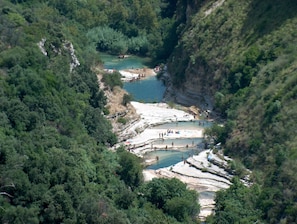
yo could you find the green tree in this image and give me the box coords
[122,93,133,106]
[116,147,143,189]
[102,71,123,90]
[207,178,262,224]
[40,185,76,223]
[140,178,199,222]
[82,107,117,146]
[1,205,39,224]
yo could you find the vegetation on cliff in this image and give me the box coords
[2,0,297,223]
[0,0,199,223]
[169,0,297,223]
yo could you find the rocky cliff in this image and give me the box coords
[166,0,297,222]
[165,0,225,112]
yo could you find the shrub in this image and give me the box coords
[87,26,149,55]
[122,93,133,106]
[102,71,123,90]
[117,117,127,125]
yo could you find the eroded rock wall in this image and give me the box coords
[164,0,219,111]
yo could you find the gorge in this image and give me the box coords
[1,0,297,223]
[100,54,249,220]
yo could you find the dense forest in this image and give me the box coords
[167,0,297,223]
[0,0,199,223]
[1,0,297,223]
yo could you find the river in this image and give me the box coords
[102,53,224,220]
[101,53,210,168]
[101,52,166,102]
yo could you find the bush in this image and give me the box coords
[102,71,123,90]
[116,147,143,189]
[87,26,149,55]
[140,178,199,222]
[117,117,127,125]
[122,93,133,106]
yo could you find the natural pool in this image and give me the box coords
[144,137,204,169]
[101,52,166,102]
[123,76,166,102]
[145,148,197,170]
[101,53,211,169]
[152,137,203,148]
[151,120,213,130]
[144,121,212,170]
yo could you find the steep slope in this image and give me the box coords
[0,1,202,223]
[167,0,297,222]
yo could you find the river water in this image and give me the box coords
[101,53,209,169]
[102,53,216,206]
[124,76,166,102]
[101,52,166,102]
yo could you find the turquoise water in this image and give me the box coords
[152,137,203,147]
[100,52,211,169]
[124,76,166,102]
[100,52,166,102]
[145,138,203,169]
[145,148,199,170]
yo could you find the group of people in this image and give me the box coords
[158,129,180,139]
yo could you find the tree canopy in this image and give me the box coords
[0,0,200,223]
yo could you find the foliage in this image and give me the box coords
[82,107,117,146]
[87,26,129,55]
[206,178,262,224]
[169,0,297,223]
[87,26,150,55]
[122,93,133,106]
[84,0,179,60]
[140,178,199,222]
[102,71,123,90]
[0,1,202,223]
[116,147,143,189]
[204,122,233,145]
[117,117,127,125]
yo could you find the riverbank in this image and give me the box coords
[114,101,235,220]
[119,68,156,82]
[100,56,231,220]
[116,101,198,147]
[143,150,232,220]
[100,62,232,220]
